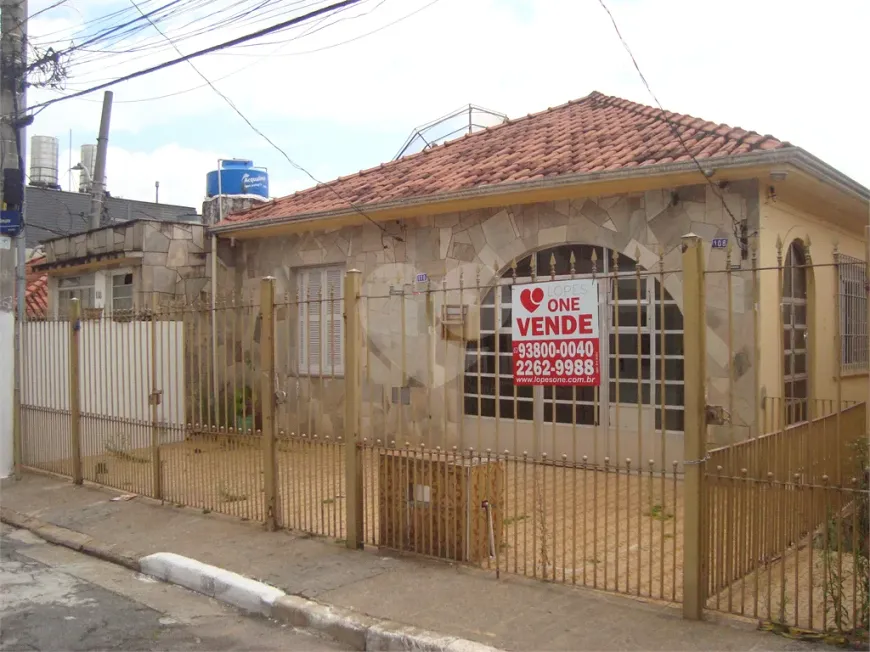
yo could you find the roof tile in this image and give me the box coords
[23,255,48,319]
[227,91,790,225]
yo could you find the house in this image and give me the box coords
[210,93,870,460]
[34,218,209,317]
[24,186,200,247]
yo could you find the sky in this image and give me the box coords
[23,0,870,211]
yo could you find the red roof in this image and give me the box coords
[226,91,789,225]
[24,255,48,319]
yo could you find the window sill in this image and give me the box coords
[837,368,869,379]
[292,372,346,379]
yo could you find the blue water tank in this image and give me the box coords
[206,159,269,199]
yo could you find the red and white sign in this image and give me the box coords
[511,280,600,386]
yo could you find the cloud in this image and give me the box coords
[22,0,870,209]
[53,143,220,208]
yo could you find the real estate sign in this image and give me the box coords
[511,279,600,386]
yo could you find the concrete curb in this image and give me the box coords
[140,552,501,652]
[0,506,141,572]
[140,552,284,617]
[1,507,500,651]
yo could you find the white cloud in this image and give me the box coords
[22,0,870,207]
[54,143,221,208]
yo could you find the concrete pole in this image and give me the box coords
[89,90,113,229]
[0,0,27,480]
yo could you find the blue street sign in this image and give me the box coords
[0,209,22,236]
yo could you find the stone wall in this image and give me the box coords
[211,181,761,451]
[43,219,209,307]
[137,221,208,302]
[202,195,269,226]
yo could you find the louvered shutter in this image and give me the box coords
[299,270,323,374]
[324,268,344,375]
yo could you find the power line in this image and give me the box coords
[36,0,432,105]
[595,0,746,250]
[128,0,401,242]
[18,0,68,26]
[27,0,366,114]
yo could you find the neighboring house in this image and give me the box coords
[25,186,200,247]
[34,218,208,317]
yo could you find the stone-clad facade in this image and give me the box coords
[213,180,760,464]
[41,219,209,308]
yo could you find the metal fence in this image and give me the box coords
[701,238,869,638]
[14,234,869,641]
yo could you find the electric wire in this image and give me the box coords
[595,0,746,247]
[128,0,401,242]
[27,0,367,114]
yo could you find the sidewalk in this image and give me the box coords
[1,473,812,651]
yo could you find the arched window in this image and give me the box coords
[464,244,685,432]
[782,241,808,425]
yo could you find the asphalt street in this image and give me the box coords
[0,524,347,651]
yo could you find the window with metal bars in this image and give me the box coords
[463,245,685,432]
[836,253,867,373]
[783,242,808,425]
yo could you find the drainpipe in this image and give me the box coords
[211,159,224,425]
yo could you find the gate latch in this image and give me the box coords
[149,390,163,406]
[705,405,728,426]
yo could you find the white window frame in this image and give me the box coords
[464,247,685,432]
[108,268,134,315]
[297,266,344,376]
[56,273,96,317]
[836,253,867,373]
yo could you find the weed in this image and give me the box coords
[218,484,247,503]
[648,503,673,521]
[503,514,528,526]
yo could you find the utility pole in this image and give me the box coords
[0,0,27,480]
[90,90,112,229]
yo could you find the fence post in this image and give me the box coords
[149,293,163,500]
[865,226,869,440]
[344,269,363,550]
[260,277,278,531]
[69,298,83,485]
[681,233,707,620]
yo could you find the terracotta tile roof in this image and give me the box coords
[226,91,790,225]
[24,255,48,319]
